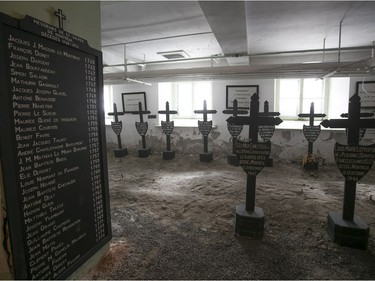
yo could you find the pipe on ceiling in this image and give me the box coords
[102,31,214,48]
[103,45,375,69]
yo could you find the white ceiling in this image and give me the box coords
[101,1,375,82]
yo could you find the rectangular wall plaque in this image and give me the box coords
[121,92,147,113]
[356,81,375,137]
[356,81,375,109]
[0,13,111,279]
[226,85,259,109]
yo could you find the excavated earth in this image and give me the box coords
[85,152,375,280]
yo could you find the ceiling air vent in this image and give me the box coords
[157,50,190,60]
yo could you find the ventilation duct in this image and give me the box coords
[157,50,190,60]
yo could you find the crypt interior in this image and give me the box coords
[1,1,375,280]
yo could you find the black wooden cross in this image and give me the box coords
[222,99,248,155]
[194,100,217,154]
[227,96,283,144]
[108,103,125,150]
[298,102,326,155]
[227,93,282,212]
[227,93,282,238]
[321,93,375,249]
[259,100,279,118]
[321,93,375,221]
[258,100,281,166]
[133,102,151,150]
[54,9,66,30]
[158,101,178,152]
[340,112,373,140]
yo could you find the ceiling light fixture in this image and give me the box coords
[320,70,337,79]
[125,77,152,86]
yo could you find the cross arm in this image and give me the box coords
[158,110,178,115]
[222,109,248,115]
[132,110,151,115]
[321,119,347,128]
[321,118,375,128]
[340,112,374,118]
[194,110,217,114]
[259,112,280,117]
[226,116,283,126]
[298,113,326,118]
[108,111,125,116]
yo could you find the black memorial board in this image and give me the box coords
[0,14,111,279]
[135,122,148,136]
[334,142,375,182]
[198,120,212,137]
[161,121,174,135]
[111,121,122,136]
[258,125,275,142]
[227,123,243,138]
[236,140,271,176]
[303,125,321,142]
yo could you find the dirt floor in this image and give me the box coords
[86,151,375,280]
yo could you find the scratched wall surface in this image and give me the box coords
[107,123,375,164]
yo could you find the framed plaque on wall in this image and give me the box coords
[356,81,375,109]
[226,85,259,109]
[121,92,147,113]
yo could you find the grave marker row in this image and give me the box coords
[108,92,375,250]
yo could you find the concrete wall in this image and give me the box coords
[0,2,106,279]
[106,76,375,164]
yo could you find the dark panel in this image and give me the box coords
[0,13,111,279]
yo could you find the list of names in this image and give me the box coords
[2,21,109,280]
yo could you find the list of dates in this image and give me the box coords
[2,23,109,280]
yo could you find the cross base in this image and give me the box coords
[303,162,318,170]
[138,148,151,158]
[163,150,175,160]
[114,148,128,158]
[199,152,213,162]
[235,204,264,239]
[227,153,239,166]
[327,211,369,250]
